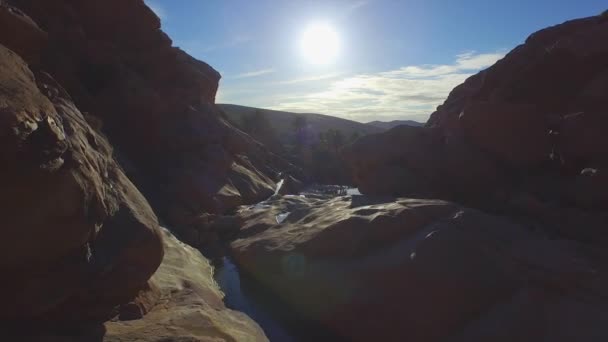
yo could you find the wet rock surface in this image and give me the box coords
[230,194,608,342]
[2,1,608,341]
[104,228,268,342]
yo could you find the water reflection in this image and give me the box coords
[214,257,295,342]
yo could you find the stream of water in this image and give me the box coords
[214,257,296,342]
[213,183,358,341]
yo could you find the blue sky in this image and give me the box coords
[145,0,606,122]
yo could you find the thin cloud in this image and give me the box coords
[269,51,505,122]
[380,51,506,78]
[234,68,276,79]
[277,72,344,85]
[203,35,253,52]
[348,0,370,12]
[175,35,253,59]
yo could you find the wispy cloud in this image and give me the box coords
[348,0,370,12]
[276,72,344,85]
[269,51,505,122]
[380,51,505,78]
[233,68,276,79]
[174,35,253,59]
[203,35,253,52]
[144,0,167,21]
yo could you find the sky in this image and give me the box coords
[145,0,606,123]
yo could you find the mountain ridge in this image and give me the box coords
[219,103,384,139]
[366,119,424,130]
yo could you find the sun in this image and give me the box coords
[300,23,340,65]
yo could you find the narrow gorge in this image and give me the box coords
[1,1,608,341]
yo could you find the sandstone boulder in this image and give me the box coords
[231,195,608,342]
[570,168,608,210]
[459,101,551,168]
[2,0,294,245]
[104,228,268,342]
[560,111,608,168]
[343,125,444,196]
[17,228,269,341]
[0,1,47,65]
[343,125,503,201]
[347,13,608,216]
[0,43,163,324]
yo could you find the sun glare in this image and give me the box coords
[300,23,340,65]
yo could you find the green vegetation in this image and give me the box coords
[307,128,359,184]
[234,110,362,184]
[292,115,308,153]
[239,110,282,152]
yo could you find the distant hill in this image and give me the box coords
[366,120,424,130]
[219,104,384,141]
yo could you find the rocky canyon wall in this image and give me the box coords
[0,0,277,339]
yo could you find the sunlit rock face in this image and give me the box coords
[0,0,279,340]
[230,194,608,342]
[0,42,164,326]
[104,228,268,342]
[4,0,299,244]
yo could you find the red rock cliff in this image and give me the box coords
[1,0,299,247]
[346,13,608,218]
[0,0,279,339]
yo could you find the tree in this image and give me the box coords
[240,110,267,135]
[292,115,308,153]
[239,110,280,151]
[293,115,307,133]
[325,128,345,154]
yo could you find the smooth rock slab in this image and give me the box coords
[105,228,268,342]
[231,195,608,342]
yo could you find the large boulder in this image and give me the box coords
[0,44,163,324]
[459,101,551,168]
[427,14,608,171]
[231,194,608,342]
[17,228,269,341]
[346,12,608,215]
[104,228,268,342]
[0,1,47,65]
[343,125,503,202]
[3,0,295,246]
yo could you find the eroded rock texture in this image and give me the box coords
[104,228,268,342]
[231,195,608,342]
[1,0,297,247]
[0,0,272,340]
[225,12,608,342]
[0,43,163,326]
[346,13,608,214]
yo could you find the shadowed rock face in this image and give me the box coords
[0,0,273,340]
[343,125,502,202]
[223,12,608,342]
[0,43,163,325]
[345,13,608,215]
[231,195,608,342]
[1,0,298,245]
[3,1,607,341]
[104,228,268,342]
